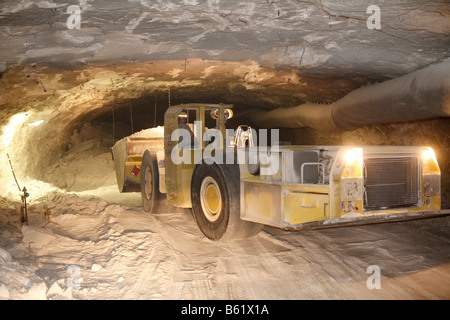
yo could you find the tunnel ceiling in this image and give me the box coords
[0,0,449,111]
[0,0,449,195]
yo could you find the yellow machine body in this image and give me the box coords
[112,103,446,231]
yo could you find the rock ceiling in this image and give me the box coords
[0,0,448,97]
[0,0,448,126]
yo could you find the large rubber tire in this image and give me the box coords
[141,150,161,213]
[191,162,263,241]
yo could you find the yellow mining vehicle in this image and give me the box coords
[112,103,444,241]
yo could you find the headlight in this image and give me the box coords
[340,148,364,213]
[422,147,440,201]
[422,147,440,175]
[342,148,363,179]
[344,148,363,166]
[422,148,435,161]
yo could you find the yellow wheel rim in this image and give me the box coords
[200,176,223,222]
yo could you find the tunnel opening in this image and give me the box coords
[23,84,278,194]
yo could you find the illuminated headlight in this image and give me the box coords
[342,148,363,179]
[344,148,361,165]
[421,147,440,207]
[421,147,440,177]
[340,148,364,213]
[422,147,437,162]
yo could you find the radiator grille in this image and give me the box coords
[364,157,419,210]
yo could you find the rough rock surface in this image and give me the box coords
[0,0,448,75]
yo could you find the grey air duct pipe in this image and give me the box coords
[252,62,450,131]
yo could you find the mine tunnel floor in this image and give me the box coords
[1,188,449,300]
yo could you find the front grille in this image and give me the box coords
[364,157,419,210]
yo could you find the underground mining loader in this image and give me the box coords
[112,103,445,241]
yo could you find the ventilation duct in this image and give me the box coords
[252,62,450,131]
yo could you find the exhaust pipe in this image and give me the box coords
[252,62,450,131]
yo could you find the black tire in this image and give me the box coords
[191,161,263,241]
[141,150,161,213]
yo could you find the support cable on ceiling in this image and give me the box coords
[112,103,115,146]
[129,99,134,134]
[168,87,171,107]
[154,95,157,127]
